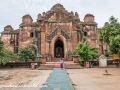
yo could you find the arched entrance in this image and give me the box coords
[54,39,64,58]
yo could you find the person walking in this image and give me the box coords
[60,58,64,69]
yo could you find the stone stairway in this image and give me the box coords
[52,58,67,62]
[64,61,83,69]
[37,61,83,70]
[37,62,55,70]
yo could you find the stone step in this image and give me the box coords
[52,58,67,62]
[37,61,83,70]
[64,64,83,69]
[37,62,55,70]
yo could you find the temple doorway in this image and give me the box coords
[54,40,64,58]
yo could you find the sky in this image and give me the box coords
[0,0,120,34]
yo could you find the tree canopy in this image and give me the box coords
[99,16,120,54]
[109,35,120,54]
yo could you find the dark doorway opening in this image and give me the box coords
[54,40,64,58]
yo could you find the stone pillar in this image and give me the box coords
[41,31,46,54]
[37,31,40,54]
[72,31,78,51]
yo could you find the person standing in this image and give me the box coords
[60,58,64,69]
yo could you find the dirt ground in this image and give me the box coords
[0,68,52,90]
[0,68,120,90]
[67,68,120,90]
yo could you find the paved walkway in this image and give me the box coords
[41,68,74,90]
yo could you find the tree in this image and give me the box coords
[99,16,120,54]
[73,41,98,64]
[99,16,120,45]
[0,40,17,65]
[0,40,4,56]
[109,35,120,54]
[18,47,36,62]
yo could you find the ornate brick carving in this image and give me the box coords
[46,26,70,41]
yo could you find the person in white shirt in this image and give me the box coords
[60,58,64,69]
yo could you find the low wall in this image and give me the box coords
[0,62,41,68]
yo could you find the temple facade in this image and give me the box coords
[1,3,107,63]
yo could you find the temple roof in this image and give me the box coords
[22,14,32,18]
[37,3,80,22]
[2,25,20,34]
[22,14,33,21]
[84,14,94,17]
[4,25,14,31]
[50,3,65,10]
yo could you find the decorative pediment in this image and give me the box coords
[46,26,71,41]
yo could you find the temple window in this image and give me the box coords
[30,32,33,37]
[84,32,87,36]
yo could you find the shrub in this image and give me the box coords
[0,40,17,65]
[73,41,98,64]
[18,47,36,62]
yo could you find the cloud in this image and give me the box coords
[0,0,120,34]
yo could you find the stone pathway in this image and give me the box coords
[41,68,74,90]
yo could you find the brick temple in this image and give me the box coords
[0,3,107,63]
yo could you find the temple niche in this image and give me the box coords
[1,3,105,63]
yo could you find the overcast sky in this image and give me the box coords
[0,0,120,33]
